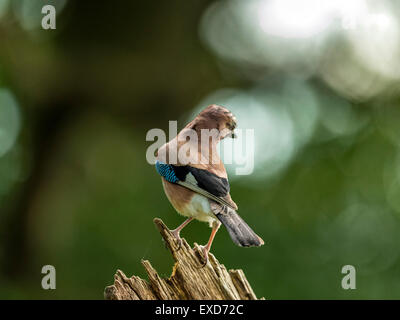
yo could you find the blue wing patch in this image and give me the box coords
[155,161,179,183]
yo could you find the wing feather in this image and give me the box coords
[177,180,237,210]
[170,164,237,210]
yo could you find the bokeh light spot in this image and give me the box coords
[0,89,21,158]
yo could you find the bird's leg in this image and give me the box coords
[170,217,194,250]
[199,220,221,267]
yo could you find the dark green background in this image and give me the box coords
[1,0,400,299]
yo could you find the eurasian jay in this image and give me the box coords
[155,104,264,265]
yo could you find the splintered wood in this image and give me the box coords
[104,218,261,300]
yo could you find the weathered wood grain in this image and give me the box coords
[104,218,261,300]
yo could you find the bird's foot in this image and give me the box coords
[170,229,183,251]
[198,245,210,268]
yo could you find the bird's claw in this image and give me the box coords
[197,245,209,268]
[175,238,183,251]
[170,230,183,251]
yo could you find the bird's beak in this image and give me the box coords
[230,116,237,138]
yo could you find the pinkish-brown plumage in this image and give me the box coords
[155,104,264,265]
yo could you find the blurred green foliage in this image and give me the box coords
[1,0,400,299]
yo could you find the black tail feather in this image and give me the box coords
[215,207,264,247]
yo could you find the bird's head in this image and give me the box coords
[192,104,237,140]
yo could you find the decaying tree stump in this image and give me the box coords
[104,218,261,300]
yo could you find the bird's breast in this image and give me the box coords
[161,179,214,223]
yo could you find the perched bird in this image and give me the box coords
[155,104,264,265]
